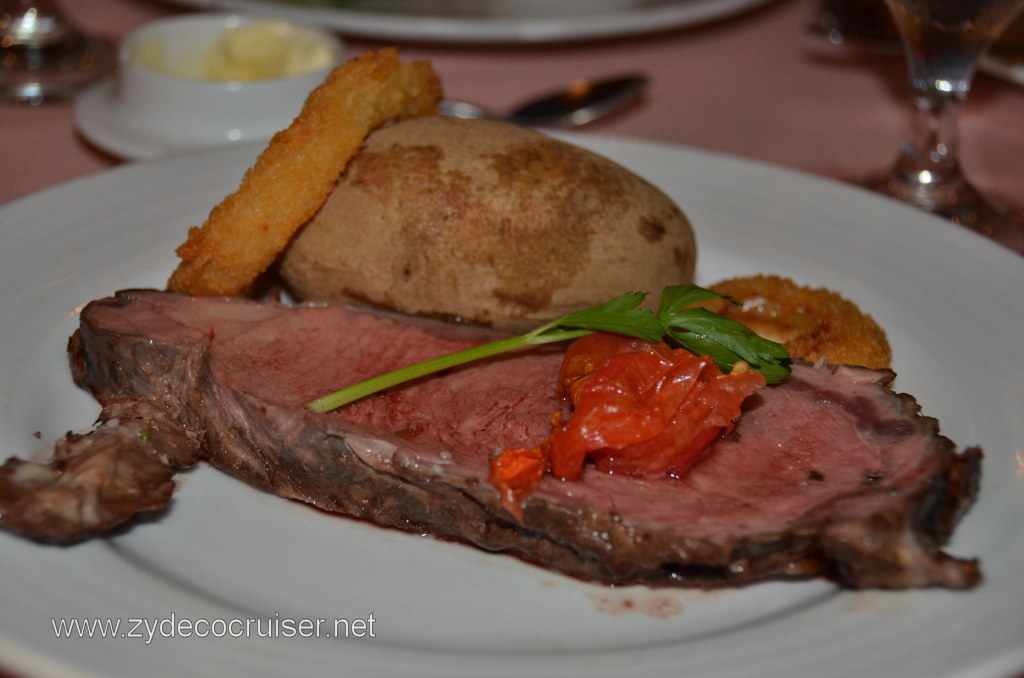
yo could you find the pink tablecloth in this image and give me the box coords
[3,0,1023,242]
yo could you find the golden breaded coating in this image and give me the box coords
[167,48,442,297]
[698,274,892,370]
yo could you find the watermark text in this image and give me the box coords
[51,612,376,644]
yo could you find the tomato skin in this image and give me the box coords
[558,333,668,399]
[490,333,766,513]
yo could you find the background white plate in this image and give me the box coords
[982,52,1024,86]
[164,0,775,43]
[1,135,1022,678]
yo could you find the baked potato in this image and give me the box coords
[280,116,696,331]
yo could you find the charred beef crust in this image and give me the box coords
[0,419,175,544]
[4,290,982,590]
[0,298,210,544]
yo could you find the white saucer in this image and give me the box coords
[74,77,275,161]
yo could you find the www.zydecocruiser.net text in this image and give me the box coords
[51,613,376,644]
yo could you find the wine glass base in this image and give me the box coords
[863,172,1024,255]
[0,35,116,105]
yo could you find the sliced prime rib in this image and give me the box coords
[0,290,981,589]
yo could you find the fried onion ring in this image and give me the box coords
[167,48,442,297]
[697,274,892,369]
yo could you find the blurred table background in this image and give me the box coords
[2,0,1022,223]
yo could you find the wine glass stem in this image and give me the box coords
[895,78,965,185]
[888,46,976,204]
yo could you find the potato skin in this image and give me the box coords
[280,116,696,331]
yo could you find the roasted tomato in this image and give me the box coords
[488,444,549,517]
[490,333,766,512]
[551,334,765,479]
[557,332,666,399]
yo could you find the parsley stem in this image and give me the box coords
[305,285,791,414]
[306,327,592,413]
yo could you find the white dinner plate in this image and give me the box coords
[982,52,1024,87]
[164,0,774,43]
[1,135,1022,678]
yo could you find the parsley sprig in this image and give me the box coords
[306,284,791,414]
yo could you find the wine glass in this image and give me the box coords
[866,0,1024,251]
[0,0,116,105]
